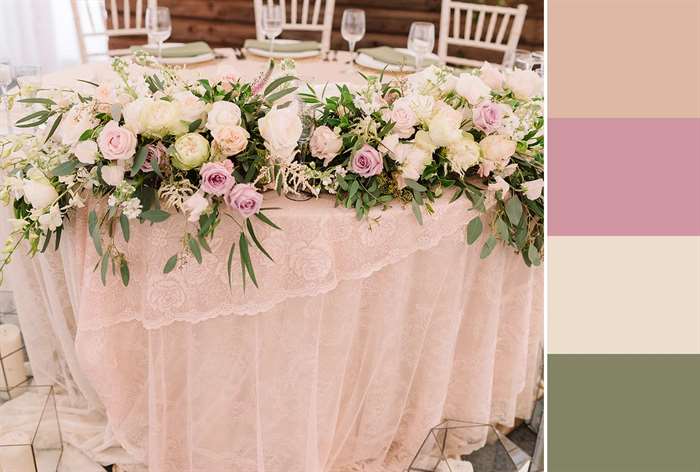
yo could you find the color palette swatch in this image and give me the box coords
[547,0,700,470]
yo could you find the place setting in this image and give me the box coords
[0,1,544,472]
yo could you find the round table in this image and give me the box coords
[18,54,543,472]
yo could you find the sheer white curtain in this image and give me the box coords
[0,0,82,72]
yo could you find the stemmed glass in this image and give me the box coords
[341,9,365,70]
[286,97,315,202]
[0,58,13,135]
[145,6,172,62]
[15,65,41,98]
[531,50,544,77]
[261,5,284,55]
[407,22,435,71]
[514,49,533,70]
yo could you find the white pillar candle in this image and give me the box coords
[0,324,28,392]
[0,432,36,472]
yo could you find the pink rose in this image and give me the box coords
[472,101,503,135]
[389,97,418,138]
[351,144,383,178]
[522,178,544,200]
[97,120,137,161]
[200,161,235,196]
[141,142,167,172]
[212,125,249,157]
[225,183,263,218]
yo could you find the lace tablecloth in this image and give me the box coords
[15,58,543,472]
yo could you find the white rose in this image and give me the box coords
[428,103,463,146]
[73,139,98,164]
[446,136,480,174]
[257,105,302,164]
[379,133,400,157]
[173,91,208,124]
[212,125,249,157]
[309,126,343,166]
[58,105,99,146]
[206,101,242,132]
[122,98,149,134]
[182,191,209,223]
[390,97,419,138]
[140,99,185,137]
[479,62,505,90]
[506,69,543,99]
[23,169,58,209]
[101,164,125,186]
[455,73,491,105]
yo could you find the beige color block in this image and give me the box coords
[548,0,700,117]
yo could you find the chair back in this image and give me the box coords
[253,0,336,51]
[71,0,157,62]
[438,1,527,67]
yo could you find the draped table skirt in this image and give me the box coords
[70,193,543,472]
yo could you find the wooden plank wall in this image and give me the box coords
[112,0,542,61]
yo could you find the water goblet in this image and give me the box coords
[145,6,172,62]
[341,9,365,71]
[261,5,284,55]
[407,22,435,71]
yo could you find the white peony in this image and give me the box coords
[406,93,436,121]
[122,98,149,134]
[400,145,433,181]
[428,103,463,146]
[257,105,302,164]
[182,191,209,223]
[379,133,401,158]
[455,73,491,105]
[206,101,242,132]
[506,69,543,99]
[101,164,126,186]
[23,168,59,209]
[173,91,208,124]
[446,136,481,175]
[73,139,98,164]
[140,99,186,137]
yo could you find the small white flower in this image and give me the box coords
[521,178,544,200]
[37,205,63,232]
[121,197,143,219]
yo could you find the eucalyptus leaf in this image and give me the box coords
[505,195,523,225]
[119,214,130,242]
[140,209,170,223]
[466,217,483,244]
[163,254,178,274]
[480,235,497,259]
[100,252,109,285]
[495,217,510,241]
[131,146,149,176]
[188,235,202,264]
[51,160,77,177]
[528,244,541,266]
[404,179,427,193]
[411,199,423,225]
[119,260,130,286]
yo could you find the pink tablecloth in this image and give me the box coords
[70,192,543,472]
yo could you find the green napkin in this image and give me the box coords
[357,46,439,67]
[244,39,321,53]
[130,41,213,58]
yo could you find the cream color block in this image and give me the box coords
[549,236,700,354]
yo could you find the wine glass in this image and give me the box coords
[341,9,365,69]
[261,5,284,55]
[0,58,13,135]
[286,97,315,202]
[15,65,41,98]
[145,6,172,62]
[514,49,533,70]
[407,22,435,71]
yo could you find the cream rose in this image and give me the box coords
[73,140,98,164]
[101,164,126,186]
[455,73,491,105]
[122,98,149,134]
[23,168,58,209]
[389,97,419,138]
[206,101,242,132]
[258,105,302,164]
[506,69,543,99]
[171,133,210,170]
[309,126,343,165]
[479,62,505,90]
[212,125,249,157]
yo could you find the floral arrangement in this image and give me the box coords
[0,54,543,288]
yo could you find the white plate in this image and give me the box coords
[137,43,216,65]
[245,39,322,59]
[355,48,440,72]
